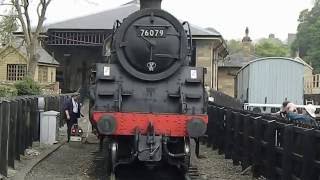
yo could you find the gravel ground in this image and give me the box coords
[25,142,99,180]
[195,145,253,180]
[25,101,256,180]
[26,101,106,180]
[25,140,254,180]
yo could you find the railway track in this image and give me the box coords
[114,164,202,180]
[185,166,201,180]
[91,146,203,180]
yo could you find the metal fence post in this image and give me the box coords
[217,108,226,154]
[301,129,316,180]
[206,105,214,148]
[281,124,294,180]
[26,98,32,148]
[224,110,233,159]
[211,106,219,150]
[15,99,22,160]
[0,101,10,177]
[265,120,276,179]
[242,114,252,170]
[20,98,27,154]
[0,102,3,175]
[232,112,241,166]
[59,96,64,127]
[252,116,263,178]
[29,98,35,144]
[8,100,17,168]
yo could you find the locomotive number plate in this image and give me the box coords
[137,27,167,38]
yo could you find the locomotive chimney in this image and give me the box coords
[140,0,162,10]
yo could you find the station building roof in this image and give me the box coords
[2,40,59,66]
[46,1,222,37]
[218,51,258,68]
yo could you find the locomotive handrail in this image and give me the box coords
[182,21,193,58]
[110,20,122,51]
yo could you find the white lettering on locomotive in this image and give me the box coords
[191,70,197,79]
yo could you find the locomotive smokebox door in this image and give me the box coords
[113,8,188,81]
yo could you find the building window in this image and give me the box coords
[7,64,27,81]
[38,66,48,83]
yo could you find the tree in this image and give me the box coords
[0,0,52,77]
[292,1,320,72]
[0,8,19,45]
[226,39,243,54]
[255,38,289,57]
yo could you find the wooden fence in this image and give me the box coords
[0,94,72,177]
[206,103,320,180]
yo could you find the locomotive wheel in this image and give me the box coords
[183,137,191,172]
[111,142,118,168]
[107,142,118,178]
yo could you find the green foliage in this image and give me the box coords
[0,85,17,97]
[227,39,255,55]
[292,1,320,72]
[14,78,41,96]
[0,9,19,45]
[255,38,289,57]
[227,40,243,54]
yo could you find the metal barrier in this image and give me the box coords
[206,103,320,180]
[0,94,72,177]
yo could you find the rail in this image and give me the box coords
[206,102,320,180]
[0,94,74,177]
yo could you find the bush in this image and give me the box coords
[0,85,18,97]
[14,78,41,96]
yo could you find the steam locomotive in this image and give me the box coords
[89,0,208,177]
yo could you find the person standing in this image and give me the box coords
[64,94,81,142]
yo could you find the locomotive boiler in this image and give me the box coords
[89,0,208,177]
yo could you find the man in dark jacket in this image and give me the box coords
[64,94,81,142]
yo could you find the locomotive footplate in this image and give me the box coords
[138,122,162,161]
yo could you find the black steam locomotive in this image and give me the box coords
[89,0,208,178]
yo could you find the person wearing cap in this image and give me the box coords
[64,94,82,142]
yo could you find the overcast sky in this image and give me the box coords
[42,0,314,41]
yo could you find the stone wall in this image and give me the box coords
[195,39,220,90]
[217,67,240,97]
[34,65,57,83]
[196,40,212,88]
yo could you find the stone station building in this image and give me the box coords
[0,42,59,85]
